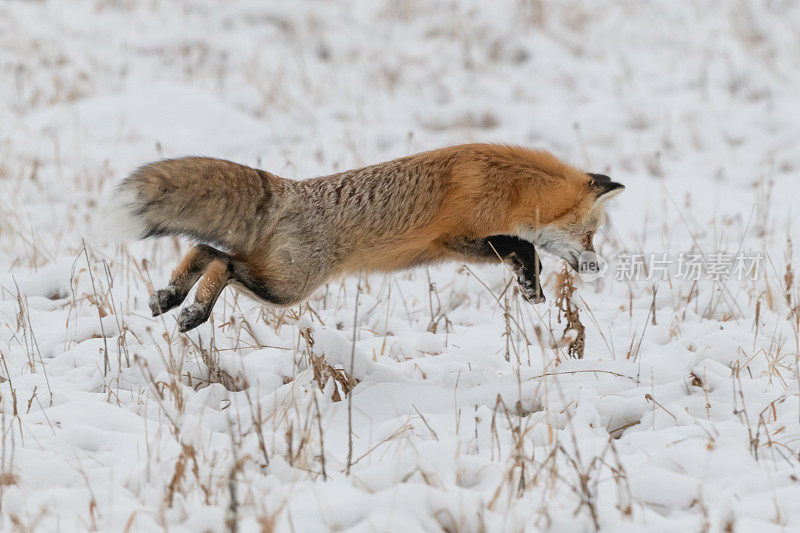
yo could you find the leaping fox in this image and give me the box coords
[111,144,624,332]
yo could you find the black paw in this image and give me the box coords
[149,287,187,317]
[512,262,545,304]
[517,276,546,304]
[178,303,212,333]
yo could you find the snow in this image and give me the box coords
[2,0,800,531]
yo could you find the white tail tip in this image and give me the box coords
[92,184,148,243]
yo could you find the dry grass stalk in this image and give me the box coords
[299,327,357,402]
[346,281,361,475]
[82,239,110,377]
[163,445,190,507]
[784,236,794,308]
[555,263,585,359]
[197,346,240,391]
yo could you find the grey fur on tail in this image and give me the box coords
[105,157,282,254]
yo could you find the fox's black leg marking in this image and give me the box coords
[508,254,545,303]
[178,303,212,333]
[447,235,545,303]
[149,286,186,317]
[150,245,226,317]
[484,235,545,303]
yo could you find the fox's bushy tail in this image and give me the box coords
[108,157,282,254]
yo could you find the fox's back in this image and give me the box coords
[292,143,562,246]
[294,151,456,246]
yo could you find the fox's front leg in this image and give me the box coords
[150,245,222,316]
[447,235,545,303]
[484,235,544,303]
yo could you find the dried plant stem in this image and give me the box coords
[555,263,585,359]
[346,278,361,475]
[82,239,110,377]
[313,393,327,480]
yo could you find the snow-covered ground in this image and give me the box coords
[2,0,800,530]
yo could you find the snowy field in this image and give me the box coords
[2,0,800,531]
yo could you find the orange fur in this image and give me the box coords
[334,144,592,273]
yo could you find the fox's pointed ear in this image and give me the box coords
[588,173,611,183]
[589,175,625,202]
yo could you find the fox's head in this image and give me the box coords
[519,172,625,273]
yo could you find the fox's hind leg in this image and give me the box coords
[446,235,545,303]
[150,245,223,317]
[177,256,231,332]
[227,258,311,307]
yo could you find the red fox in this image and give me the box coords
[111,144,623,332]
